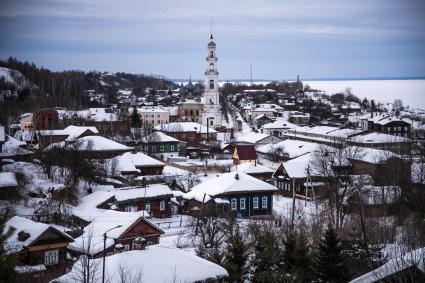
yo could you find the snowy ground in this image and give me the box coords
[272,194,320,221]
[2,161,91,215]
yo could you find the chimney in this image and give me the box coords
[18,231,30,242]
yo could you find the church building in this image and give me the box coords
[201,33,222,127]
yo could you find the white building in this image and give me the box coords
[201,33,222,127]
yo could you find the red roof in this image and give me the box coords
[235,144,257,160]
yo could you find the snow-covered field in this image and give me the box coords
[304,79,425,109]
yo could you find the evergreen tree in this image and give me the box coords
[344,237,385,278]
[294,232,314,282]
[315,227,351,283]
[282,232,297,271]
[251,230,283,283]
[0,211,16,283]
[282,231,314,282]
[130,107,141,128]
[224,225,248,283]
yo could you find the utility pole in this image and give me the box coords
[102,225,122,283]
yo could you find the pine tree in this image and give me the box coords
[251,230,283,283]
[294,232,314,282]
[0,211,17,283]
[282,232,297,271]
[315,227,351,283]
[224,225,248,283]
[130,107,141,128]
[344,237,385,278]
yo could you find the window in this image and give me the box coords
[145,203,151,212]
[398,127,401,132]
[209,63,214,71]
[152,146,156,152]
[210,120,213,126]
[262,196,268,208]
[45,249,59,265]
[253,197,259,209]
[240,198,246,210]
[125,205,135,212]
[160,145,165,152]
[404,126,408,131]
[209,80,214,89]
[124,244,130,251]
[157,114,160,118]
[170,145,175,151]
[231,198,237,211]
[160,200,166,211]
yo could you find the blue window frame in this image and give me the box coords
[231,198,237,211]
[262,196,268,208]
[240,198,246,210]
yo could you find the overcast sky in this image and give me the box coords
[1,0,424,80]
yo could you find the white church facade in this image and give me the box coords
[201,34,223,127]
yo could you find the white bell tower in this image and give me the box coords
[201,29,222,127]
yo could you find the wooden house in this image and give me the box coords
[69,211,164,258]
[114,184,174,218]
[155,122,217,143]
[4,216,74,282]
[184,172,278,218]
[141,131,183,161]
[112,151,165,181]
[232,144,257,165]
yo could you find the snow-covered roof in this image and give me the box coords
[236,132,270,144]
[349,147,399,164]
[350,247,425,283]
[262,119,299,130]
[113,151,164,173]
[69,210,151,255]
[232,163,274,174]
[71,191,115,222]
[114,184,173,202]
[1,135,32,157]
[350,132,409,143]
[281,153,314,179]
[0,172,18,188]
[289,126,362,139]
[257,139,319,159]
[136,106,169,113]
[46,136,131,152]
[185,172,278,202]
[57,247,228,283]
[141,131,180,143]
[364,113,412,126]
[155,122,217,134]
[4,216,73,254]
[63,125,99,140]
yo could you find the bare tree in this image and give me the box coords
[310,145,365,230]
[174,173,200,192]
[68,227,100,283]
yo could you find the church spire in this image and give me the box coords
[210,17,213,40]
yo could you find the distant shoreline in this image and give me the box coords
[172,77,425,83]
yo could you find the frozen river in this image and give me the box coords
[304,79,425,109]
